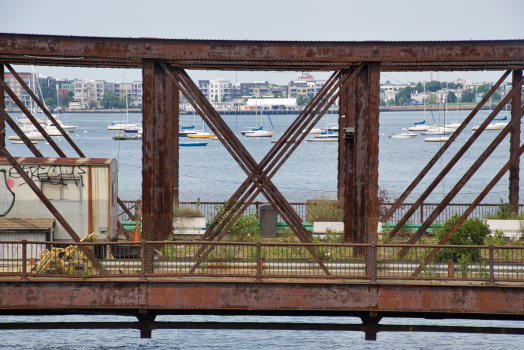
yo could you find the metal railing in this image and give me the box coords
[118,200,522,223]
[2,240,524,284]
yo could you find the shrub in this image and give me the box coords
[173,205,205,218]
[485,199,524,220]
[434,214,491,262]
[213,200,260,241]
[306,197,344,222]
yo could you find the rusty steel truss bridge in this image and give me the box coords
[1,33,524,340]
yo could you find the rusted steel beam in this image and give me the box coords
[2,281,524,317]
[0,64,4,149]
[196,67,360,246]
[388,73,524,241]
[509,70,522,212]
[164,64,318,241]
[5,64,85,158]
[0,144,107,274]
[0,80,66,158]
[0,109,43,157]
[342,69,357,242]
[398,104,524,259]
[118,197,137,222]
[142,60,154,219]
[186,69,364,273]
[171,75,179,206]
[165,67,320,255]
[412,141,524,277]
[1,321,523,338]
[2,34,524,71]
[162,64,336,274]
[117,221,132,241]
[383,70,512,223]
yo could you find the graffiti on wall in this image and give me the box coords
[0,170,15,216]
[8,165,85,187]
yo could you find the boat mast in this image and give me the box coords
[56,83,60,118]
[125,78,129,125]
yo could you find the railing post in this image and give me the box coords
[255,201,260,214]
[256,241,262,281]
[140,240,147,281]
[489,244,495,286]
[420,203,424,223]
[20,239,28,281]
[370,242,377,283]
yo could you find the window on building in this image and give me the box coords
[42,179,82,201]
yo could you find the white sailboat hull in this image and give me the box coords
[245,130,275,137]
[407,125,430,131]
[424,137,454,142]
[472,123,507,130]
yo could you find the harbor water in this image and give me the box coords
[2,109,524,348]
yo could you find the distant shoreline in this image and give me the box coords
[4,104,505,115]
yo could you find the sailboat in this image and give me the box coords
[242,95,275,137]
[108,78,137,130]
[44,84,77,136]
[17,67,46,125]
[187,116,215,138]
[179,113,197,137]
[472,82,508,131]
[408,88,433,131]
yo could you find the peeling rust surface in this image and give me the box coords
[0,34,523,71]
[1,281,523,316]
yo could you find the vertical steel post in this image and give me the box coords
[142,60,155,272]
[489,244,495,286]
[141,240,147,281]
[509,70,522,212]
[343,69,356,243]
[338,72,348,202]
[20,239,28,281]
[370,242,377,283]
[0,64,4,149]
[256,241,262,281]
[172,79,179,207]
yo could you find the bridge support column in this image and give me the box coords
[359,311,383,341]
[142,60,179,271]
[509,70,522,212]
[137,312,157,339]
[340,63,380,249]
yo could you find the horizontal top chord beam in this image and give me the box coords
[1,33,523,71]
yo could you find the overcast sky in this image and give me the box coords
[2,0,523,85]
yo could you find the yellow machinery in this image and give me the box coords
[34,233,99,275]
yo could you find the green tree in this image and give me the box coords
[460,89,475,103]
[44,96,55,108]
[386,99,395,106]
[214,95,219,102]
[477,84,490,94]
[395,86,414,105]
[120,95,131,108]
[297,94,306,106]
[427,94,437,105]
[89,100,98,109]
[221,95,226,102]
[414,82,424,93]
[446,91,457,103]
[100,93,121,109]
[435,214,491,262]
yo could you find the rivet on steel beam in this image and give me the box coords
[145,43,151,50]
